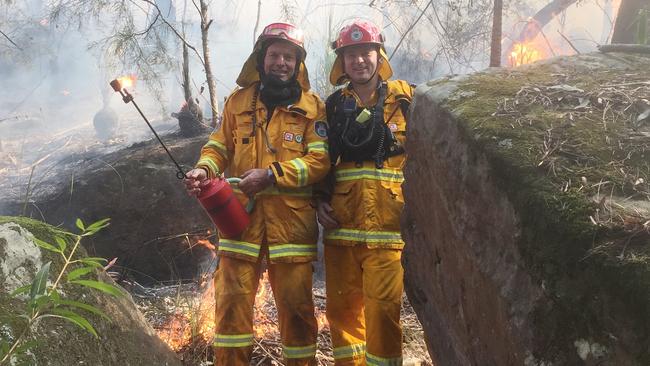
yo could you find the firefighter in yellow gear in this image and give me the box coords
[316,20,414,366]
[184,22,330,366]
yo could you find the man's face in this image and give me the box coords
[263,41,298,81]
[342,44,380,84]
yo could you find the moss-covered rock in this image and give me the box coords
[0,216,181,366]
[402,52,650,365]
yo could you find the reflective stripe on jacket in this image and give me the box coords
[324,79,413,249]
[196,82,330,262]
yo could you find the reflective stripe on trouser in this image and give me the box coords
[366,352,403,366]
[213,255,318,366]
[325,245,404,366]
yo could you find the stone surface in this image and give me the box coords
[402,52,650,365]
[0,217,182,366]
[0,133,215,284]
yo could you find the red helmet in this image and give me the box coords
[257,22,306,58]
[331,20,385,53]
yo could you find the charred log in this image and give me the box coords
[173,98,209,137]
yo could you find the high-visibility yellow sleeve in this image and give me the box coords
[195,100,235,179]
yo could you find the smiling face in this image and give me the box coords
[263,40,299,81]
[342,43,380,85]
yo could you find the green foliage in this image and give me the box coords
[0,218,119,365]
[69,280,123,297]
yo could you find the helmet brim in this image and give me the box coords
[236,39,310,90]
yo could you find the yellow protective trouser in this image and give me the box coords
[213,254,318,366]
[325,245,404,366]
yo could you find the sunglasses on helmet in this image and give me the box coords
[261,23,304,45]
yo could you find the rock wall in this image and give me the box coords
[402,52,650,365]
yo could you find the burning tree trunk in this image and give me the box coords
[611,0,648,44]
[503,0,577,65]
[200,0,218,128]
[517,0,577,41]
[490,0,503,67]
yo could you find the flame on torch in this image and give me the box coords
[117,75,136,89]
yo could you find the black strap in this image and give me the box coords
[340,84,385,151]
[325,88,344,121]
[399,98,410,122]
[326,82,405,168]
[371,83,387,168]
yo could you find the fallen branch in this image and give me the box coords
[598,44,650,54]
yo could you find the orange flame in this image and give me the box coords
[118,75,136,89]
[157,279,215,352]
[155,266,327,352]
[253,271,278,338]
[316,308,329,331]
[508,42,544,67]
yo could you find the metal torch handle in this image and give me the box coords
[120,88,186,180]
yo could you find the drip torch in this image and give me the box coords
[110,77,250,237]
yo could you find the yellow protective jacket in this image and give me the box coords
[196,82,330,263]
[324,79,413,250]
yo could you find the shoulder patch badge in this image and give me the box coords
[314,120,328,138]
[283,131,294,142]
[295,134,303,143]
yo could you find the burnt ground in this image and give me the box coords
[129,270,433,366]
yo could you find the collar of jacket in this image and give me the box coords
[338,80,411,106]
[227,82,320,119]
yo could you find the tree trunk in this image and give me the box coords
[517,0,577,42]
[490,0,503,67]
[200,0,219,127]
[253,0,262,46]
[611,0,647,44]
[182,42,191,102]
[182,0,191,103]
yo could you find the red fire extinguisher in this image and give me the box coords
[197,178,254,238]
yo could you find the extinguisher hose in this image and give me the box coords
[226,177,255,213]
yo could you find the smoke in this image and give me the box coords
[0,0,620,147]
